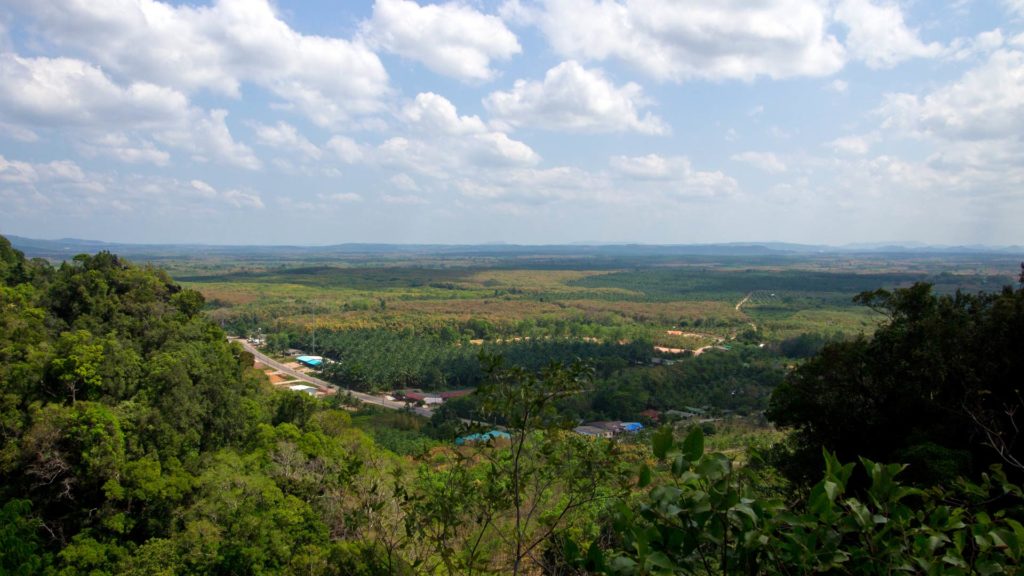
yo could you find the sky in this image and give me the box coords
[0,0,1022,246]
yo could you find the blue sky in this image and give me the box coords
[0,0,1022,245]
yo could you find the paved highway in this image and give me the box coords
[233,339,433,417]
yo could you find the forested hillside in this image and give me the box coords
[0,236,403,574]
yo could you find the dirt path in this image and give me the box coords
[735,292,753,311]
[735,292,757,332]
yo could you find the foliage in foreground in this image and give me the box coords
[580,427,1023,575]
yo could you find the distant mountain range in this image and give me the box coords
[5,234,1022,261]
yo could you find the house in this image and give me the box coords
[639,409,661,422]
[288,384,318,396]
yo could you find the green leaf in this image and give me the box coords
[682,426,704,462]
[645,551,676,571]
[586,540,606,571]
[652,426,674,460]
[638,464,652,488]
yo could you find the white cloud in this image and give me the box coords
[362,0,520,81]
[389,173,420,191]
[609,154,738,197]
[252,121,322,160]
[1005,0,1024,17]
[731,151,787,173]
[385,92,540,174]
[79,133,171,166]
[190,179,218,198]
[501,0,845,82]
[828,79,849,93]
[0,54,189,128]
[381,193,428,205]
[0,155,268,217]
[0,53,260,169]
[834,0,942,68]
[326,136,366,164]
[155,109,261,170]
[0,155,39,185]
[14,0,390,127]
[320,192,363,203]
[878,49,1024,140]
[945,29,1004,61]
[484,61,668,134]
[401,92,487,135]
[223,189,265,209]
[829,134,877,155]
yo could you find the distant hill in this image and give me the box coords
[6,234,1022,262]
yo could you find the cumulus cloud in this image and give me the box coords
[13,0,390,126]
[401,92,488,135]
[252,121,322,160]
[730,151,787,173]
[834,0,942,68]
[155,109,261,170]
[501,0,845,82]
[0,54,189,127]
[362,0,520,81]
[384,93,540,175]
[0,53,261,169]
[609,154,738,197]
[878,49,1024,140]
[484,61,667,134]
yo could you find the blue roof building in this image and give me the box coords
[296,355,323,367]
[455,430,511,445]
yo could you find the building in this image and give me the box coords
[395,389,473,405]
[296,355,323,368]
[573,425,614,439]
[574,420,643,438]
[455,430,511,445]
[639,409,661,422]
[288,384,318,396]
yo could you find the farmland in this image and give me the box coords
[177,250,1017,345]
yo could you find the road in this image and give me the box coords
[233,339,433,418]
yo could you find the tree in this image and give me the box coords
[767,279,1024,486]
